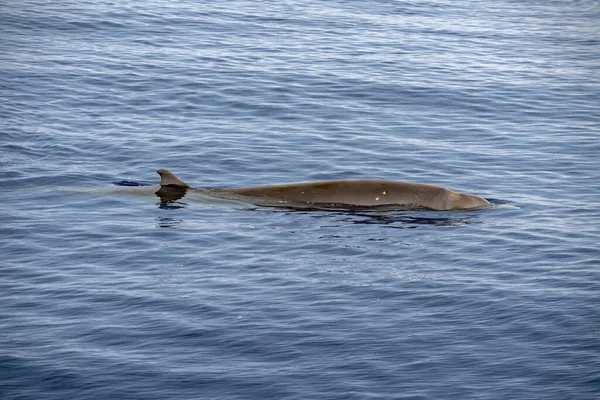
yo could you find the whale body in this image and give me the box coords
[156,169,491,211]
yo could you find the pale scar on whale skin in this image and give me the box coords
[155,169,492,211]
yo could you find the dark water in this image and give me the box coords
[2,1,599,399]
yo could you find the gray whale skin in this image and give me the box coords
[156,169,491,211]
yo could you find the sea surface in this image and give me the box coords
[1,1,599,399]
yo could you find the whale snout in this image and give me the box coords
[454,194,491,210]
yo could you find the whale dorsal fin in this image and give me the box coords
[157,169,189,188]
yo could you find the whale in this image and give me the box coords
[155,169,491,211]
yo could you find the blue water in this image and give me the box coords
[2,1,599,399]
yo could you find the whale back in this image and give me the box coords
[213,180,454,209]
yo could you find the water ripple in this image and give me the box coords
[2,0,599,399]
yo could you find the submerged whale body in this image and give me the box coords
[155,169,491,211]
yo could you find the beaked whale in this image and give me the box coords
[156,169,491,211]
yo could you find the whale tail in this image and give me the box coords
[157,169,189,188]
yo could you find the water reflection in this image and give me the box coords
[249,207,485,228]
[154,187,187,228]
[158,202,187,210]
[343,212,481,228]
[155,186,188,204]
[156,216,183,228]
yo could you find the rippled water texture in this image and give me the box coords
[1,1,599,399]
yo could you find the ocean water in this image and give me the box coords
[1,0,599,399]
